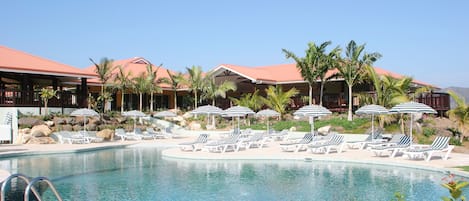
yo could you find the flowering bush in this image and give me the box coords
[441,173,469,201]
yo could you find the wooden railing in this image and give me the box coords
[0,89,79,108]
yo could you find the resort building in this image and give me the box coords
[210,63,450,115]
[83,57,189,111]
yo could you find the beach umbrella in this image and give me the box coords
[122,110,147,132]
[223,106,255,131]
[355,104,388,141]
[389,101,437,145]
[154,110,177,118]
[293,104,332,135]
[190,105,223,128]
[256,109,280,133]
[70,108,99,133]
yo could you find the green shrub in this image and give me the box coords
[450,137,462,146]
[423,127,437,137]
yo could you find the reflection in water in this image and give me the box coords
[0,147,465,201]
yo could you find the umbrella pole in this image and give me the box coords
[134,117,137,133]
[84,116,87,133]
[371,114,374,141]
[267,118,269,133]
[238,116,240,132]
[410,114,413,145]
[311,116,315,136]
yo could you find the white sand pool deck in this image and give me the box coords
[1,134,469,182]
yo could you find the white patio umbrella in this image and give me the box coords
[70,108,99,132]
[293,104,332,135]
[122,110,147,132]
[154,110,177,118]
[355,104,388,141]
[190,105,223,128]
[389,101,437,145]
[223,106,255,132]
[256,109,280,133]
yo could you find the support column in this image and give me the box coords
[81,78,88,108]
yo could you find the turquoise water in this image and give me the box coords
[0,147,467,201]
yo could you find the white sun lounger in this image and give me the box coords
[370,135,411,158]
[279,133,313,152]
[402,136,454,162]
[309,134,345,154]
[179,134,209,152]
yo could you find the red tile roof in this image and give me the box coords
[213,63,435,87]
[84,57,178,89]
[0,45,96,78]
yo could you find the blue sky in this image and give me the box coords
[1,0,468,88]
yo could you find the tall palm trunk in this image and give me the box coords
[121,91,125,113]
[173,91,177,109]
[347,85,353,121]
[194,90,198,109]
[309,85,313,105]
[319,82,325,106]
[139,93,143,111]
[150,92,154,112]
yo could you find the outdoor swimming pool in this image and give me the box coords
[0,147,467,201]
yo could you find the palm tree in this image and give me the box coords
[447,90,469,143]
[201,74,237,106]
[282,41,332,105]
[318,46,341,106]
[40,88,57,116]
[260,85,298,120]
[166,70,186,109]
[132,73,149,111]
[229,89,264,111]
[114,65,133,113]
[186,65,204,109]
[146,64,163,112]
[337,40,381,121]
[90,57,116,112]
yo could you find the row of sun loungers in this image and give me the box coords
[177,129,454,162]
[55,131,103,144]
[179,131,271,153]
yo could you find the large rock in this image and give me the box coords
[96,129,114,141]
[27,137,56,144]
[45,120,54,127]
[54,117,66,125]
[188,122,201,130]
[89,118,102,126]
[31,130,45,137]
[73,125,82,131]
[18,117,43,127]
[30,125,52,137]
[61,124,73,131]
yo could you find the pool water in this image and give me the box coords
[0,147,466,201]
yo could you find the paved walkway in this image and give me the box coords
[1,135,469,182]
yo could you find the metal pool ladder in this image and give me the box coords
[0,173,63,201]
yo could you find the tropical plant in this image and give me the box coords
[337,40,381,121]
[282,41,330,105]
[132,73,149,111]
[317,45,341,106]
[114,65,133,112]
[186,65,204,109]
[260,85,298,119]
[165,70,186,109]
[441,173,468,201]
[229,89,264,111]
[146,64,163,112]
[201,74,237,106]
[40,88,57,116]
[447,90,469,143]
[90,57,116,112]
